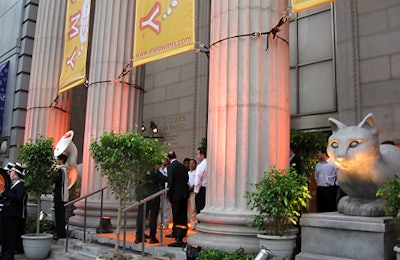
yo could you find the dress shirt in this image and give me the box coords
[315,158,337,187]
[188,170,196,187]
[194,159,207,193]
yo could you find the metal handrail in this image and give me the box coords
[122,188,169,257]
[64,186,108,252]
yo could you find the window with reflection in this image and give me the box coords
[289,3,336,115]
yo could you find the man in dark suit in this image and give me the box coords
[53,154,69,240]
[166,151,189,247]
[290,145,304,175]
[134,162,167,244]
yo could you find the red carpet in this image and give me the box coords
[96,223,197,247]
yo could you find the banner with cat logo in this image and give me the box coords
[291,0,335,12]
[133,0,195,66]
[59,0,91,93]
[0,61,9,133]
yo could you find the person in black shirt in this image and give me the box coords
[135,162,167,244]
[53,154,69,240]
[166,151,189,247]
[290,145,304,176]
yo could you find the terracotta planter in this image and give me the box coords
[22,233,53,260]
[257,233,297,260]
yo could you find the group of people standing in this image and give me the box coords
[135,147,207,247]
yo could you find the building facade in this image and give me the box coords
[0,0,399,252]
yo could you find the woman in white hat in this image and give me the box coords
[3,162,15,172]
[0,163,26,260]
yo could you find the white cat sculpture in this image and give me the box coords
[327,113,400,216]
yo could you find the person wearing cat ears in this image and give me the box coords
[314,147,338,212]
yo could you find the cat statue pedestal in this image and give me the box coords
[296,212,397,260]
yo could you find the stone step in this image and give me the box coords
[296,252,355,260]
[50,244,97,260]
[54,237,167,260]
[68,230,188,260]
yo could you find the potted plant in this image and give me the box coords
[376,175,400,257]
[90,130,166,258]
[18,137,57,260]
[244,166,311,260]
[196,247,251,260]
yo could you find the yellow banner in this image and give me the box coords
[133,0,195,66]
[59,0,91,93]
[291,0,335,12]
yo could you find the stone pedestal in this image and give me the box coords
[296,212,397,260]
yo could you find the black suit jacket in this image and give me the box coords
[290,154,304,175]
[136,167,168,201]
[167,160,189,202]
[1,181,26,218]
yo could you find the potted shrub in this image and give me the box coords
[376,175,400,257]
[196,247,251,260]
[90,130,166,258]
[18,137,57,259]
[244,166,311,260]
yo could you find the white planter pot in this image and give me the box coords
[394,245,400,260]
[257,233,297,260]
[22,233,53,260]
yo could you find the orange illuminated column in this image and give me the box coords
[67,0,142,229]
[187,0,290,253]
[25,0,72,143]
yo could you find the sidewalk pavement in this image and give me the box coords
[7,231,189,260]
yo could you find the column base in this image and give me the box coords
[68,200,138,230]
[187,209,259,253]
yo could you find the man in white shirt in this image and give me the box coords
[315,147,338,212]
[194,147,207,215]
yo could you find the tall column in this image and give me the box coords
[25,0,71,142]
[187,0,289,252]
[68,0,142,229]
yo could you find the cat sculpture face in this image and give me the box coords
[327,113,380,172]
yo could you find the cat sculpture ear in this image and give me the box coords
[357,113,379,136]
[328,117,347,133]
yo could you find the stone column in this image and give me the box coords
[187,0,289,253]
[68,0,142,229]
[25,0,71,142]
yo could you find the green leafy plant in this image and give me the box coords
[290,129,330,177]
[196,247,251,260]
[18,137,56,235]
[25,217,54,234]
[199,137,207,149]
[376,175,400,242]
[90,130,166,255]
[245,166,311,236]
